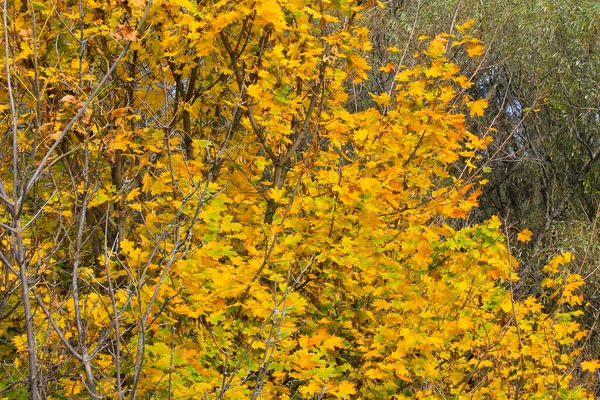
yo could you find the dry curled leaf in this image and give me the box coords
[60,94,78,104]
[113,24,140,42]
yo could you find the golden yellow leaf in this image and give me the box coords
[322,335,344,350]
[517,228,533,242]
[371,92,391,106]
[488,215,502,230]
[379,62,396,73]
[270,187,286,202]
[467,42,485,57]
[365,368,387,379]
[295,353,316,370]
[334,381,356,398]
[428,35,447,56]
[456,19,475,32]
[563,251,574,263]
[581,360,600,372]
[457,316,473,330]
[12,334,27,352]
[469,98,488,117]
[394,364,413,382]
[246,84,262,98]
[256,0,287,28]
[126,187,141,201]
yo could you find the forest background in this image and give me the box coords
[0,0,599,399]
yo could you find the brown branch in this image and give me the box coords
[532,145,600,257]
[219,31,279,163]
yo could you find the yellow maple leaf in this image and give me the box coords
[467,42,485,57]
[130,0,150,17]
[517,228,533,242]
[370,92,391,107]
[126,187,141,201]
[353,128,369,142]
[488,215,502,230]
[378,62,396,73]
[256,0,287,29]
[334,381,356,398]
[269,187,286,202]
[581,360,600,372]
[456,18,475,32]
[246,84,262,98]
[469,98,488,117]
[394,363,413,382]
[12,334,27,352]
[457,316,473,330]
[358,177,381,193]
[428,35,447,56]
[365,368,387,379]
[322,335,344,350]
[120,238,135,255]
[563,251,574,263]
[295,353,316,370]
[544,253,566,273]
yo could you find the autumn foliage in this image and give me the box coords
[0,0,596,399]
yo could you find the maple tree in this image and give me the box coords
[0,0,597,399]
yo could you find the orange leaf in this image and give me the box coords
[467,42,485,57]
[113,24,140,42]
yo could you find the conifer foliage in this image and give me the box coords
[0,0,595,398]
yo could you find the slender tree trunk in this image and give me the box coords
[15,219,40,399]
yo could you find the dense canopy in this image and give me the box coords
[0,0,596,398]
